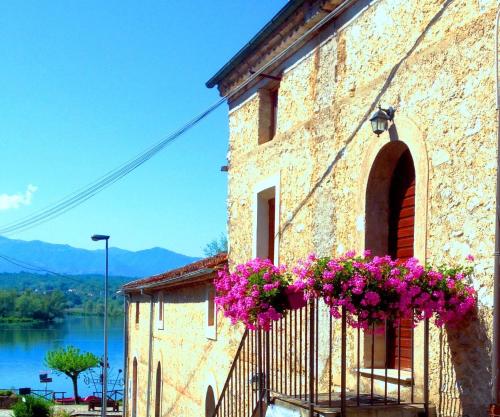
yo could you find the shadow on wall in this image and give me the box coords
[438,311,491,417]
[278,0,455,239]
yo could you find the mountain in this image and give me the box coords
[0,236,199,278]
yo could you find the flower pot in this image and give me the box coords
[285,287,307,310]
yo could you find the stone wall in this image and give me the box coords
[226,0,498,415]
[125,286,244,417]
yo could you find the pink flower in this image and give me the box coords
[363,291,381,306]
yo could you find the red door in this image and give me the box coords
[387,150,415,370]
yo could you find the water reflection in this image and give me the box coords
[0,316,124,395]
[0,321,67,350]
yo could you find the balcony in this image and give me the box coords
[211,300,433,417]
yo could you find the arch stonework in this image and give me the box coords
[355,115,429,386]
[202,372,220,406]
[357,115,429,262]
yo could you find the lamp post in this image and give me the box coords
[91,234,110,417]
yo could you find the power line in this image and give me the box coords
[0,2,351,236]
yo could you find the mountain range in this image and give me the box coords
[0,236,199,278]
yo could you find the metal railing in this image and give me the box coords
[213,299,429,417]
[211,330,266,417]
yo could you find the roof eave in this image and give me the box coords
[121,268,215,293]
[205,0,305,89]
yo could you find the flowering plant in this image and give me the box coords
[291,254,331,300]
[215,252,476,331]
[214,258,291,331]
[412,257,476,327]
[292,251,476,330]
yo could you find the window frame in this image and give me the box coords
[252,174,280,264]
[157,292,164,330]
[205,284,217,340]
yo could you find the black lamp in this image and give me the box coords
[370,106,395,136]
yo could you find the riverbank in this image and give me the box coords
[0,309,123,323]
[0,317,48,324]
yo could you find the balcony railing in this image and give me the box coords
[212,299,429,417]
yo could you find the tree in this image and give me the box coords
[45,346,99,403]
[203,234,228,257]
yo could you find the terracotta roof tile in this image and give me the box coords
[122,252,227,291]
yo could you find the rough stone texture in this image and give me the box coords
[125,287,244,417]
[225,1,498,416]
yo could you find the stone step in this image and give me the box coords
[267,398,436,417]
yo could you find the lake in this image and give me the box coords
[0,315,124,397]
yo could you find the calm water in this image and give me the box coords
[0,316,124,397]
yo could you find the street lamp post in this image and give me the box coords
[91,234,110,417]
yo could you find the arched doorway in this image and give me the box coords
[365,142,415,369]
[132,358,138,417]
[154,362,162,417]
[205,385,216,417]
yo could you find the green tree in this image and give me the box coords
[45,346,99,403]
[203,234,228,257]
[0,290,15,317]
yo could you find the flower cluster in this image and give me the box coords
[293,252,476,329]
[215,253,477,331]
[214,258,290,331]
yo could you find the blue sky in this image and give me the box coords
[0,1,287,257]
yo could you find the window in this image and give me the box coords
[255,188,277,262]
[205,386,216,417]
[258,85,280,144]
[253,176,280,264]
[135,302,140,325]
[157,293,164,330]
[206,284,216,340]
[269,87,279,140]
[132,358,138,417]
[154,362,162,417]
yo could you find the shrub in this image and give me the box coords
[12,396,52,417]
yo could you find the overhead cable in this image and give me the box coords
[0,1,351,235]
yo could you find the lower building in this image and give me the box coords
[121,253,237,417]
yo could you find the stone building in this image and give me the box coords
[205,0,498,416]
[124,0,500,416]
[121,253,231,417]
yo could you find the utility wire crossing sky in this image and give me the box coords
[0,1,288,256]
[0,1,344,239]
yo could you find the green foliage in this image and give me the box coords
[0,272,129,320]
[45,345,99,376]
[45,346,99,403]
[0,290,66,322]
[203,234,228,257]
[12,395,52,417]
[0,389,15,396]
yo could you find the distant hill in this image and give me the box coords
[0,236,199,278]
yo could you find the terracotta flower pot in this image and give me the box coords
[285,287,307,310]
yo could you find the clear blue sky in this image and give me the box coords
[0,1,288,257]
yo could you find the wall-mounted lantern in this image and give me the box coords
[369,106,395,136]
